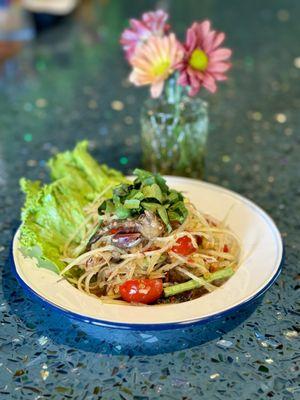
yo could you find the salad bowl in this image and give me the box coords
[11,176,283,353]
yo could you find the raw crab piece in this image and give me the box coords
[111,232,143,249]
[87,211,165,250]
[137,210,165,239]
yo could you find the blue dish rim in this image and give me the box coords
[11,179,284,331]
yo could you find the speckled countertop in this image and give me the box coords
[0,0,299,399]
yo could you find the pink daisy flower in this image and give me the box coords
[120,10,170,61]
[176,20,232,96]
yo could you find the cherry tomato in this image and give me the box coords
[223,244,229,253]
[119,279,163,304]
[171,236,197,256]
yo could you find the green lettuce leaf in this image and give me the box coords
[48,140,125,195]
[19,141,127,273]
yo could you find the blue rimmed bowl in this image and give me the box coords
[11,178,283,354]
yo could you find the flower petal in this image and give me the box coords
[202,74,217,93]
[150,80,164,97]
[202,30,217,52]
[189,80,201,96]
[197,20,211,39]
[212,32,225,49]
[209,48,232,62]
[186,25,198,50]
[129,70,149,85]
[189,69,202,88]
[207,62,231,73]
[178,72,189,86]
[213,73,228,81]
[187,66,204,81]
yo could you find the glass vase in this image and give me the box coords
[141,81,209,179]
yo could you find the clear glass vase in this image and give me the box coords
[141,80,209,179]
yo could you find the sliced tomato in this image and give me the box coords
[171,236,197,256]
[119,279,163,304]
[223,244,229,253]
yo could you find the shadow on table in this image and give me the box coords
[4,250,260,356]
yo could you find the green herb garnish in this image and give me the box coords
[99,169,188,231]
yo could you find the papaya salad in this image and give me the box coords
[20,142,240,305]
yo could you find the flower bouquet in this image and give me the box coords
[121,10,232,178]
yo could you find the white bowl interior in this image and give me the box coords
[13,178,283,327]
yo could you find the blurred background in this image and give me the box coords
[0,0,299,204]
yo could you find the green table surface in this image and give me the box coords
[0,0,299,399]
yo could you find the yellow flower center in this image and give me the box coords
[152,60,171,77]
[189,49,208,71]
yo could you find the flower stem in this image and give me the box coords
[163,267,234,297]
[164,73,182,105]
